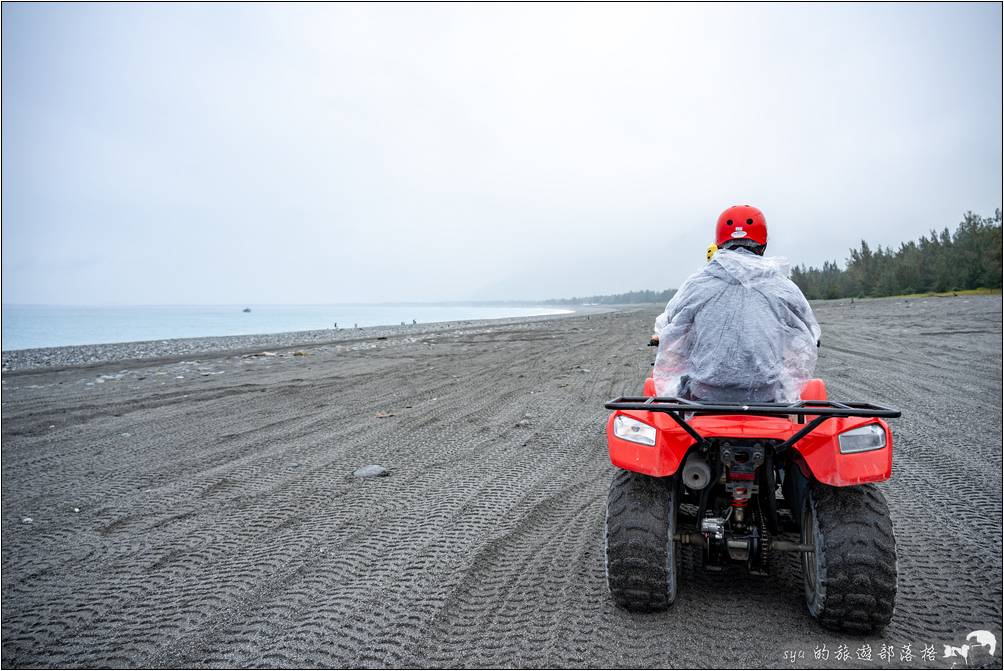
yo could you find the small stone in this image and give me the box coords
[176,376,184,379]
[375,411,395,418]
[120,432,131,437]
[73,508,80,513]
[353,464,389,478]
[293,351,306,356]
[21,517,33,524]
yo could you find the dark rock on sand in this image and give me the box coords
[353,464,390,478]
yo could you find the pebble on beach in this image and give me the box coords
[353,465,390,478]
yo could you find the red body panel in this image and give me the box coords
[611,379,892,486]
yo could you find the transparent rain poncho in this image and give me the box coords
[652,248,821,403]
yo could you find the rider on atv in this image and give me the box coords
[651,205,821,403]
[604,206,898,631]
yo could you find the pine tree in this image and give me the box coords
[790,210,1002,299]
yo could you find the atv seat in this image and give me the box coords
[642,377,827,400]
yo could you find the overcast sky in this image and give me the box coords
[2,3,1001,305]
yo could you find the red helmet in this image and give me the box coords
[715,205,767,248]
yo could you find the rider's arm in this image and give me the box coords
[651,275,701,344]
[651,310,669,343]
[651,292,680,344]
[788,282,822,344]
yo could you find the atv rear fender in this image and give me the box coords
[609,379,896,487]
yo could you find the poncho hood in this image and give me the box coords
[706,248,792,288]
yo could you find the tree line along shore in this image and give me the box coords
[543,209,1002,305]
[791,209,1002,300]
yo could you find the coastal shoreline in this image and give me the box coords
[1,306,606,373]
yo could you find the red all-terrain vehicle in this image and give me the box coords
[603,374,901,632]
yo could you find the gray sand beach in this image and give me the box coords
[2,296,1001,668]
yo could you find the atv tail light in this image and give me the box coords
[613,415,657,446]
[838,424,887,454]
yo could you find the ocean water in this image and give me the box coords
[0,304,573,351]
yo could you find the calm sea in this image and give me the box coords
[1,304,573,351]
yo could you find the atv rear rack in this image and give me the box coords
[604,396,901,454]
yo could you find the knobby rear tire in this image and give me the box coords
[801,483,897,632]
[604,469,679,611]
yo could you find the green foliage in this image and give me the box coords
[543,288,676,305]
[791,210,1002,299]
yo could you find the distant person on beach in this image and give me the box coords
[650,205,820,402]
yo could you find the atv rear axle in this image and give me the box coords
[674,532,812,553]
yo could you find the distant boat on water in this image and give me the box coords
[242,307,252,313]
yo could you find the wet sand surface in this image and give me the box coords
[2,296,1001,668]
